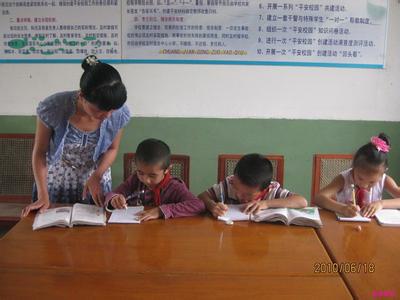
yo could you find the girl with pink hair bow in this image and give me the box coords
[315,133,400,218]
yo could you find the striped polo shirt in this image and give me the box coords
[207,175,293,204]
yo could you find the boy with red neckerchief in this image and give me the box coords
[105,138,205,222]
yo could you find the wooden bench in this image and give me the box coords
[310,154,353,205]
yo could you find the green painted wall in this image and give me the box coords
[1,116,399,202]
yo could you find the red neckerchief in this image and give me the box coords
[255,187,270,201]
[351,171,368,208]
[152,172,171,206]
[355,187,368,208]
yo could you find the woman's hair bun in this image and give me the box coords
[81,55,100,71]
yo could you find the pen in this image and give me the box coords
[369,187,372,203]
[219,182,225,204]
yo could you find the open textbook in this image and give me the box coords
[108,206,144,224]
[32,203,106,230]
[335,213,371,222]
[218,205,322,228]
[375,209,400,227]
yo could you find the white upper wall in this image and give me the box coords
[0,1,399,121]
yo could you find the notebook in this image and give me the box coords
[32,203,106,230]
[217,204,249,222]
[375,209,400,227]
[336,212,371,222]
[108,206,144,224]
[218,205,322,228]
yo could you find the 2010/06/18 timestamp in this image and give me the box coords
[313,262,375,273]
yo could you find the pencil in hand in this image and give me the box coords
[219,182,225,204]
[351,184,356,206]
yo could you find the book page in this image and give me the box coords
[287,207,323,228]
[71,203,106,226]
[218,204,250,222]
[108,206,144,224]
[336,212,371,222]
[252,208,288,223]
[288,207,320,221]
[32,207,72,230]
[375,209,400,226]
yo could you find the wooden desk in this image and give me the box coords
[0,214,352,299]
[317,210,400,299]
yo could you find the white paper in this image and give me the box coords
[108,206,144,224]
[375,209,400,226]
[336,212,371,222]
[218,204,250,222]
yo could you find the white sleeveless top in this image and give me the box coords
[336,168,385,204]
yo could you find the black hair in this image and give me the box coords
[353,133,391,170]
[79,55,127,111]
[234,153,273,190]
[135,138,171,170]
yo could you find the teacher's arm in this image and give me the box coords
[83,129,124,206]
[21,118,52,217]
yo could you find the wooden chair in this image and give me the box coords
[0,134,35,226]
[311,154,353,205]
[123,153,190,188]
[217,154,284,185]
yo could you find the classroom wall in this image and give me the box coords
[0,1,399,200]
[1,116,399,200]
[0,1,399,120]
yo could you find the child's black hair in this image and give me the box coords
[353,133,391,170]
[234,153,273,190]
[135,138,171,170]
[80,55,127,111]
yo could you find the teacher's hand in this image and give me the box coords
[83,173,104,207]
[21,196,50,217]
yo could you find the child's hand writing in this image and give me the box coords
[210,202,228,218]
[361,200,383,217]
[137,207,161,222]
[243,200,267,215]
[111,194,127,209]
[340,203,360,217]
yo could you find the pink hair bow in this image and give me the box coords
[371,136,390,153]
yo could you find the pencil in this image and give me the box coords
[219,182,225,204]
[351,184,356,206]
